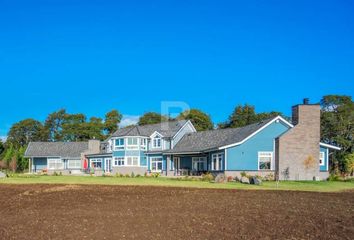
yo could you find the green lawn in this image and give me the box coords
[1,175,354,192]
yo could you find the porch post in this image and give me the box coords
[28,158,31,174]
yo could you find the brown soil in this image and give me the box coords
[0,184,353,240]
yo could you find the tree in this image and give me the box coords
[344,153,354,176]
[320,95,354,173]
[104,110,122,135]
[62,113,87,141]
[7,119,44,148]
[218,104,282,129]
[85,117,105,140]
[0,140,4,156]
[43,109,67,141]
[177,109,213,131]
[138,112,168,125]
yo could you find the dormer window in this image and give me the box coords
[152,135,161,148]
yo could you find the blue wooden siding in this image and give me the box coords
[113,151,125,157]
[33,157,47,171]
[320,146,328,172]
[226,121,290,171]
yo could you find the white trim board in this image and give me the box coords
[219,116,293,150]
[320,142,341,150]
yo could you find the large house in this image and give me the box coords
[25,100,340,180]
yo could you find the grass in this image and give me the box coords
[1,174,354,192]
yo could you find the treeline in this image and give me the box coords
[0,95,353,174]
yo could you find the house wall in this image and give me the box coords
[226,121,290,171]
[277,104,321,180]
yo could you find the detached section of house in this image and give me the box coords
[25,100,341,180]
[25,140,100,174]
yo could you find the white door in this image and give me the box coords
[105,158,112,172]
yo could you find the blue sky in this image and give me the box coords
[0,0,353,138]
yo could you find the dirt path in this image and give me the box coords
[0,184,353,239]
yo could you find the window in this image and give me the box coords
[91,158,102,169]
[192,157,207,171]
[140,138,147,150]
[114,157,125,166]
[258,152,273,170]
[48,158,64,170]
[211,153,224,171]
[114,138,124,150]
[152,135,161,148]
[151,157,163,172]
[319,152,325,166]
[126,156,139,166]
[68,159,81,169]
[127,138,138,150]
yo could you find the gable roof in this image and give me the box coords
[111,120,188,138]
[24,142,89,158]
[166,116,291,154]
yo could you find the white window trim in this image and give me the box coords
[150,157,163,172]
[91,158,103,169]
[319,152,325,166]
[211,153,224,171]
[113,156,140,167]
[67,159,81,169]
[113,157,125,167]
[192,157,207,171]
[258,151,273,171]
[114,138,125,151]
[152,136,162,149]
[126,137,139,150]
[47,158,64,170]
[140,138,147,150]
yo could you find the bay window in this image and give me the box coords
[114,138,124,150]
[127,138,138,150]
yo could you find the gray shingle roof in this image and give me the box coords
[24,142,89,158]
[166,117,277,153]
[111,120,188,138]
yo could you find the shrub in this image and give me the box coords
[201,173,214,182]
[151,172,160,178]
[124,173,130,178]
[131,172,135,178]
[215,173,226,183]
[136,174,141,178]
[227,176,233,182]
[144,172,148,177]
[328,174,340,181]
[240,171,247,177]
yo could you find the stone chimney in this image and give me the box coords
[88,140,100,153]
[276,99,321,180]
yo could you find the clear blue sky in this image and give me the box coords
[1,0,353,138]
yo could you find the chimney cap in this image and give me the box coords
[303,98,309,105]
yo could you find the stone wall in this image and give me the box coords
[276,104,320,180]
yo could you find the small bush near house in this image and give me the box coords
[201,173,214,182]
[144,172,148,177]
[227,176,233,182]
[53,171,62,176]
[263,173,274,181]
[234,176,240,182]
[328,174,340,181]
[131,172,135,178]
[151,172,160,178]
[124,174,130,178]
[135,174,141,178]
[215,173,226,183]
[240,171,247,177]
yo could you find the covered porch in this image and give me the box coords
[166,151,225,176]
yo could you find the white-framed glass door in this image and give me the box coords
[192,157,207,171]
[104,158,112,172]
